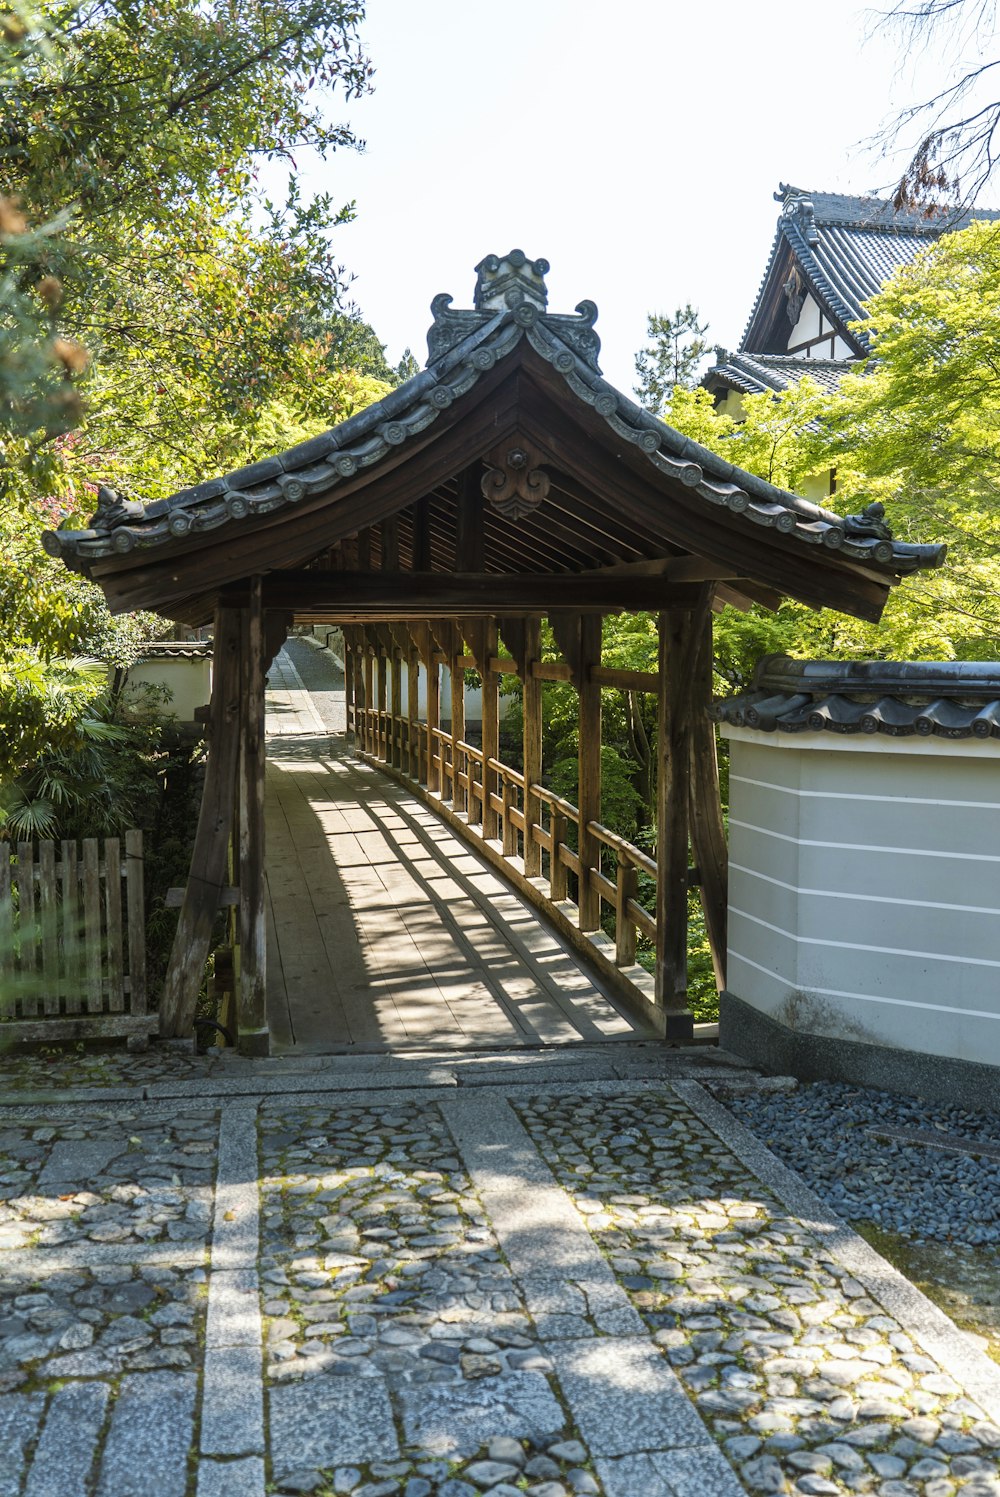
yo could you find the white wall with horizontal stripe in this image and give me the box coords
[722,730,1000,1067]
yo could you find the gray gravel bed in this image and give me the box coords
[723,1081,1000,1247]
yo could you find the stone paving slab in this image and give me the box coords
[2,1078,999,1494]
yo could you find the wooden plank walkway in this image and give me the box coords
[264,646,649,1053]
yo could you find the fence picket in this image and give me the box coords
[61,839,81,1014]
[15,842,37,1016]
[38,841,60,1015]
[83,839,103,1013]
[104,838,124,1012]
[125,829,147,1015]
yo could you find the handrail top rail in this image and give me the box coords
[587,819,657,875]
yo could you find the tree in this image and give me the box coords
[819,216,1000,657]
[873,0,1000,209]
[634,305,710,413]
[0,0,391,817]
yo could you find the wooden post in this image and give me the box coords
[426,652,441,793]
[615,856,638,967]
[481,618,500,839]
[451,630,466,813]
[343,632,355,744]
[655,586,714,1044]
[362,643,374,756]
[159,605,241,1038]
[376,647,388,762]
[689,608,729,989]
[522,617,543,877]
[390,643,403,768]
[82,837,102,1013]
[238,575,268,1056]
[407,647,420,780]
[550,807,568,901]
[577,614,603,932]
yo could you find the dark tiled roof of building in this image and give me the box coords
[706,351,851,398]
[42,251,947,587]
[739,185,1000,356]
[714,654,1000,741]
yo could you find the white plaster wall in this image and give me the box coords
[787,293,822,348]
[722,725,1000,1068]
[120,656,211,723]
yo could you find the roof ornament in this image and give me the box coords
[474,250,550,313]
[426,250,602,373]
[481,442,551,521]
[778,185,820,247]
[89,484,145,531]
[844,500,893,542]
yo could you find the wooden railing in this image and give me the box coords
[353,700,663,991]
[0,831,153,1046]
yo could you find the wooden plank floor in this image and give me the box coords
[264,647,650,1054]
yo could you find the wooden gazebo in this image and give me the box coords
[46,250,945,1053]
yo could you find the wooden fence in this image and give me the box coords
[0,830,154,1046]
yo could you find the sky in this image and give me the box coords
[288,0,999,394]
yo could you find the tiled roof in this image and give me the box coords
[714,654,1000,741]
[42,250,946,587]
[740,186,1000,356]
[706,351,851,398]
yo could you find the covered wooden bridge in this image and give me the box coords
[46,251,944,1054]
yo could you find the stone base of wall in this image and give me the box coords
[720,988,1000,1112]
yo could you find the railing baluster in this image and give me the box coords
[615,853,639,966]
[550,807,568,901]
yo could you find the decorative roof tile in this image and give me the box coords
[714,654,1000,741]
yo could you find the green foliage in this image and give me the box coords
[634,305,710,411]
[0,0,391,836]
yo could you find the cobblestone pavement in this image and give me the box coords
[1,1076,999,1496]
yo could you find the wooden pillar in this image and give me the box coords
[159,604,242,1037]
[577,614,603,932]
[455,464,483,571]
[376,647,388,761]
[237,575,268,1056]
[689,609,728,989]
[481,618,499,839]
[343,634,355,743]
[426,649,441,793]
[655,585,714,1043]
[522,616,543,876]
[450,629,466,813]
[362,641,374,756]
[390,643,403,769]
[407,646,420,780]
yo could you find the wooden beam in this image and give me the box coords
[591,665,657,692]
[589,555,737,582]
[522,616,543,877]
[246,571,711,617]
[655,585,714,1043]
[577,614,603,931]
[159,604,242,1037]
[237,575,268,1056]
